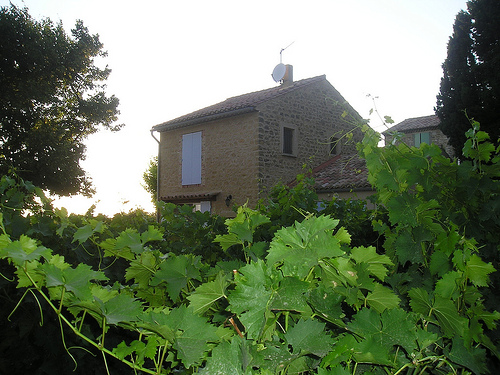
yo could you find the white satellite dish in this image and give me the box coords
[272,63,286,82]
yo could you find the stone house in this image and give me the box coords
[151,67,366,216]
[311,153,373,203]
[383,115,454,158]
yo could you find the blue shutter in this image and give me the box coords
[414,132,430,147]
[182,132,202,185]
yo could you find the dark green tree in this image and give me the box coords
[142,156,158,204]
[435,0,500,158]
[0,5,121,196]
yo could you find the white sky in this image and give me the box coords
[3,0,468,216]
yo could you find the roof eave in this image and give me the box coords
[151,106,257,132]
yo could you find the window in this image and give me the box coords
[182,131,202,185]
[193,201,211,213]
[414,132,430,147]
[281,125,297,156]
[329,136,340,155]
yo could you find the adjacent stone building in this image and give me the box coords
[151,68,365,216]
[383,115,454,158]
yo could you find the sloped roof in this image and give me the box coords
[312,153,372,192]
[383,114,440,134]
[152,75,326,132]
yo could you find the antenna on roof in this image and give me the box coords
[279,41,294,63]
[272,42,295,83]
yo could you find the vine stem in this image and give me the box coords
[21,267,159,375]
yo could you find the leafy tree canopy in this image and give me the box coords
[435,0,500,158]
[142,156,157,204]
[0,5,122,196]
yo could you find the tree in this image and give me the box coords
[0,5,121,196]
[435,0,500,158]
[142,156,158,204]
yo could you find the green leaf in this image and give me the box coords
[168,305,218,368]
[140,225,164,244]
[285,319,333,356]
[348,308,418,355]
[448,336,487,375]
[266,215,344,279]
[3,236,52,266]
[228,260,274,339]
[365,283,400,313]
[72,224,94,244]
[307,286,345,327]
[432,297,467,338]
[125,251,158,288]
[41,263,108,300]
[199,337,249,375]
[96,293,143,325]
[214,232,242,251]
[435,271,462,299]
[151,254,201,301]
[115,229,144,254]
[466,254,495,287]
[351,246,393,281]
[188,271,228,314]
[393,231,424,264]
[269,276,312,314]
[408,288,432,316]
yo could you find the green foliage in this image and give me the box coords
[143,156,158,204]
[1,121,500,374]
[0,4,121,195]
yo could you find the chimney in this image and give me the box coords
[282,65,293,86]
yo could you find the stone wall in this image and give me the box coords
[255,78,363,196]
[158,112,260,215]
[385,128,455,158]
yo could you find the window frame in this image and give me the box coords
[281,124,298,157]
[414,132,430,147]
[181,131,202,185]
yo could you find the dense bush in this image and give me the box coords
[0,121,499,374]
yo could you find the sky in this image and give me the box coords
[2,0,468,216]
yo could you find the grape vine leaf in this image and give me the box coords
[140,225,164,244]
[94,293,143,325]
[229,260,273,339]
[365,283,400,313]
[347,308,418,360]
[285,319,334,357]
[269,276,312,314]
[432,297,467,338]
[188,271,228,315]
[408,288,466,337]
[41,263,108,300]
[435,270,462,299]
[465,254,495,287]
[307,286,345,327]
[115,229,144,254]
[447,336,487,375]
[151,254,201,301]
[2,235,51,266]
[168,305,218,368]
[72,224,93,244]
[199,336,250,375]
[125,251,158,288]
[351,246,393,281]
[266,215,345,279]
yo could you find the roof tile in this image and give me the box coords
[311,154,372,192]
[152,75,326,131]
[383,114,440,134]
